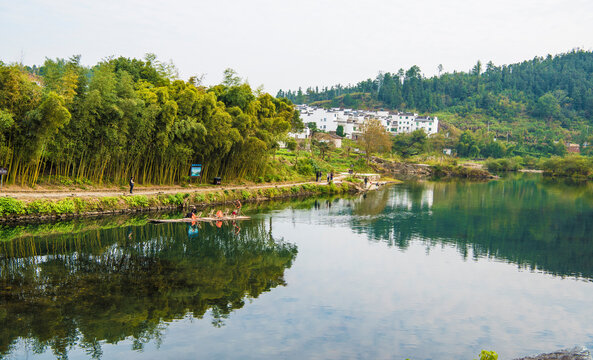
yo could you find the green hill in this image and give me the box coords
[278,49,593,153]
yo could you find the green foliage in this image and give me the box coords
[0,198,25,216]
[280,50,593,158]
[0,58,298,187]
[192,193,205,203]
[54,199,76,214]
[474,350,498,360]
[541,155,593,178]
[286,138,297,151]
[296,158,315,176]
[392,129,427,157]
[486,157,522,172]
[123,195,150,208]
[241,190,251,199]
[100,197,120,209]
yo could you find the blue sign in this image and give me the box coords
[190,164,202,177]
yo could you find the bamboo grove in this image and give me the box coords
[0,55,303,186]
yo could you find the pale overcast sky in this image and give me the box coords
[2,0,593,94]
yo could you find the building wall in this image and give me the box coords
[294,105,438,139]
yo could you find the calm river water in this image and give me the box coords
[2,174,593,359]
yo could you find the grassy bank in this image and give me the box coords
[0,182,358,223]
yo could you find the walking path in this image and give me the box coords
[0,174,355,200]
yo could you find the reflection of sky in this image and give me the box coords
[12,186,593,359]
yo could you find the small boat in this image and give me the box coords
[149,215,251,224]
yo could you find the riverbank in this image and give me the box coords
[0,179,382,224]
[370,157,496,180]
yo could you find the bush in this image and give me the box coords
[167,193,185,206]
[485,158,522,172]
[192,193,205,203]
[26,200,53,214]
[296,159,315,176]
[286,139,297,151]
[123,195,149,208]
[475,350,498,360]
[0,197,26,216]
[541,155,593,178]
[100,197,120,209]
[241,190,251,199]
[54,199,76,214]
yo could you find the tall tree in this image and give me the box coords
[357,119,391,165]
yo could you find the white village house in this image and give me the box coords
[292,105,438,139]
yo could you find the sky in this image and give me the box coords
[2,0,593,94]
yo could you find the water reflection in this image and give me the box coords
[348,174,593,279]
[0,218,297,358]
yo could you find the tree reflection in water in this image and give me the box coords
[349,174,593,280]
[0,218,297,358]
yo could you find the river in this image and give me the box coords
[1,174,593,359]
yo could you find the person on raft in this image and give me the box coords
[186,206,199,220]
[232,200,242,216]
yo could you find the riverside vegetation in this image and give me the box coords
[0,182,355,221]
[280,49,593,180]
[0,55,303,186]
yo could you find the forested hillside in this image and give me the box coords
[278,50,593,154]
[0,55,302,186]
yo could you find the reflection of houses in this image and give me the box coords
[390,186,434,210]
[291,105,439,140]
[567,143,580,153]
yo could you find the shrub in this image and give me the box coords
[100,197,120,210]
[0,198,26,216]
[485,158,522,172]
[475,350,498,360]
[124,195,149,208]
[26,200,53,214]
[166,193,185,206]
[54,199,76,214]
[241,190,251,200]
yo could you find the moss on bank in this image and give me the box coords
[0,182,358,223]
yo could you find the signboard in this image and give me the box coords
[190,164,202,177]
[0,168,7,175]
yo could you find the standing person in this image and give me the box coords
[232,200,242,216]
[327,173,330,183]
[129,176,134,194]
[330,172,333,181]
[364,177,368,188]
[315,171,319,182]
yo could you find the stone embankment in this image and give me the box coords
[515,347,591,360]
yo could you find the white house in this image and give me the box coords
[294,105,438,139]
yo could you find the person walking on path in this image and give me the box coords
[327,173,330,183]
[364,177,368,188]
[330,172,333,181]
[129,176,134,194]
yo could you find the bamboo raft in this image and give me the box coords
[149,216,250,224]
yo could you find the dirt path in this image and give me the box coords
[0,175,350,200]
